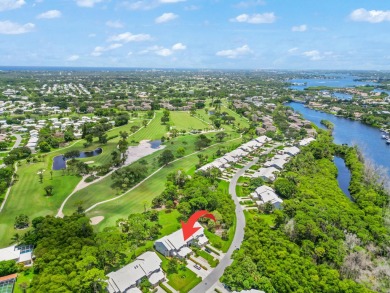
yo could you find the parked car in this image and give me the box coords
[193,264,201,270]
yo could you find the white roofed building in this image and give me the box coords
[299,137,315,146]
[154,222,208,259]
[0,245,33,266]
[283,146,300,157]
[254,185,283,209]
[106,251,165,293]
[252,167,279,182]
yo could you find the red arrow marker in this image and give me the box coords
[181,210,216,241]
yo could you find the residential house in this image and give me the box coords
[283,146,300,157]
[252,167,279,182]
[154,222,208,259]
[299,137,315,146]
[106,251,165,293]
[252,185,283,209]
[0,245,33,266]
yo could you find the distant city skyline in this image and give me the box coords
[0,0,389,70]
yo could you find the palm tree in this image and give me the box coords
[11,233,20,245]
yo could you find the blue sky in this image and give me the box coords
[0,0,390,69]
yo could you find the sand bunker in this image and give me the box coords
[90,216,104,225]
[124,140,165,166]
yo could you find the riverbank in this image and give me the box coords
[287,102,390,177]
[290,101,389,132]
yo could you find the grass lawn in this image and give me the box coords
[62,133,210,215]
[170,112,210,131]
[0,115,149,248]
[194,109,212,124]
[14,269,35,293]
[167,268,201,293]
[220,105,250,129]
[158,253,201,293]
[85,135,242,231]
[0,166,80,247]
[133,209,182,258]
[197,250,219,267]
[130,111,167,142]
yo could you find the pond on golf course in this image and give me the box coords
[52,147,102,170]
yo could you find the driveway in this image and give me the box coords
[186,258,209,279]
[189,157,259,293]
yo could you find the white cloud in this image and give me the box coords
[106,20,124,28]
[156,48,173,56]
[216,45,252,59]
[0,21,35,35]
[350,8,390,23]
[155,12,178,23]
[141,43,185,57]
[121,0,185,10]
[230,13,276,24]
[172,42,186,50]
[37,10,62,19]
[91,43,123,56]
[302,50,333,61]
[0,0,25,12]
[234,0,265,9]
[108,32,152,43]
[67,55,80,61]
[75,0,103,7]
[288,47,299,54]
[291,24,307,32]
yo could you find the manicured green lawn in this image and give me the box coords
[158,253,201,293]
[170,111,210,131]
[86,136,242,231]
[0,165,80,247]
[62,134,206,215]
[133,209,181,258]
[158,209,182,236]
[131,111,167,142]
[197,250,219,267]
[14,269,35,293]
[0,115,148,247]
[167,268,201,293]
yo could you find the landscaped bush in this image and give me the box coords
[107,134,119,141]
[84,175,98,183]
[206,245,220,256]
[160,283,173,293]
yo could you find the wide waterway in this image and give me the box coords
[287,102,390,177]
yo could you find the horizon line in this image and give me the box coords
[0,65,389,72]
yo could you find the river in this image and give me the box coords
[287,102,390,177]
[334,156,352,200]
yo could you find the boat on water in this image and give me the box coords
[386,139,390,145]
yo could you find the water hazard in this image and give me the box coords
[52,148,102,170]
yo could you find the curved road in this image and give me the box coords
[11,134,22,149]
[190,157,259,293]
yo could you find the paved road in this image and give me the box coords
[189,157,259,293]
[11,134,22,149]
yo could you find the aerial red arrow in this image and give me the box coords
[181,210,216,241]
